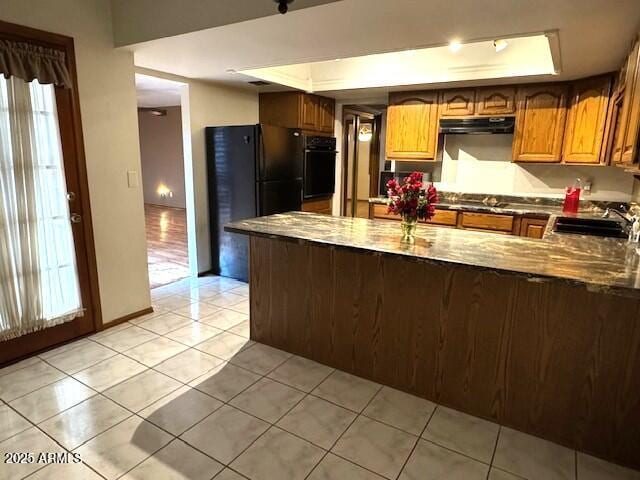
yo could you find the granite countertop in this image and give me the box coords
[369,192,617,218]
[225,212,640,297]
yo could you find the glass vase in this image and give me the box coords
[401,215,418,243]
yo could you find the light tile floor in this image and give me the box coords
[1,275,639,480]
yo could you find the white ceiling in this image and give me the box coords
[127,0,640,100]
[135,73,186,107]
[240,34,557,92]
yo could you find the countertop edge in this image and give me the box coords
[224,224,640,299]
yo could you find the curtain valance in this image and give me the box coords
[0,39,72,88]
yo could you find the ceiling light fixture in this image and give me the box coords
[274,0,294,14]
[358,124,373,142]
[449,40,462,53]
[493,39,508,52]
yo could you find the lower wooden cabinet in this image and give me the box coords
[459,212,514,233]
[370,205,550,238]
[302,197,333,215]
[519,217,549,239]
[425,209,458,226]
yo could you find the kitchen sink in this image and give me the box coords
[553,216,628,238]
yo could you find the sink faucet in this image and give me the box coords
[602,205,633,226]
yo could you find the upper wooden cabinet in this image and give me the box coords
[259,92,335,134]
[476,86,516,115]
[317,97,335,133]
[439,89,475,116]
[612,38,640,164]
[300,94,318,130]
[386,91,439,160]
[562,76,612,164]
[512,84,569,163]
[438,87,516,117]
[620,38,640,165]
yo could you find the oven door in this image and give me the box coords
[303,150,337,199]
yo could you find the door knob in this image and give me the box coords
[70,213,82,224]
[67,192,76,201]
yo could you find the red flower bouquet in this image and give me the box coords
[386,172,438,242]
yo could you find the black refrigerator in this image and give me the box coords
[206,124,303,281]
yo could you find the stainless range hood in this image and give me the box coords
[439,116,515,134]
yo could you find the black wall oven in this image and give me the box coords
[303,135,337,199]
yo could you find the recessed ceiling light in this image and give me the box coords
[449,40,462,53]
[494,39,508,52]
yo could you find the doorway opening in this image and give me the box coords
[135,74,196,289]
[342,106,384,218]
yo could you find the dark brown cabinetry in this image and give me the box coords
[259,92,335,134]
[512,84,569,163]
[316,96,335,133]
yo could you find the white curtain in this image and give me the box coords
[0,76,82,341]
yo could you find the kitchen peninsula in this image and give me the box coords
[226,212,640,469]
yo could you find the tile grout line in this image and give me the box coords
[486,425,502,480]
[2,278,596,480]
[2,390,110,480]
[391,401,439,480]
[303,382,385,480]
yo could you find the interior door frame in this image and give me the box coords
[341,106,383,217]
[0,20,102,364]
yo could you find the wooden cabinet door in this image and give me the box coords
[302,197,332,214]
[519,217,548,239]
[621,38,640,165]
[423,209,458,226]
[512,84,569,163]
[386,92,439,160]
[562,76,612,164]
[300,94,318,130]
[476,86,516,115]
[459,212,514,233]
[371,203,398,220]
[317,97,335,133]
[612,39,639,163]
[439,89,475,116]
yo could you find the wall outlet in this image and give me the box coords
[582,180,593,194]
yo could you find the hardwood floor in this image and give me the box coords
[145,204,189,289]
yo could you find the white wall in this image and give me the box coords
[0,0,151,324]
[435,135,635,201]
[136,68,259,273]
[138,106,186,208]
[111,0,340,46]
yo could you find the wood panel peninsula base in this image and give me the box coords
[226,213,640,470]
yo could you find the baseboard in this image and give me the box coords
[98,307,154,332]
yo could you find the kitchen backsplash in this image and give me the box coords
[386,134,635,202]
